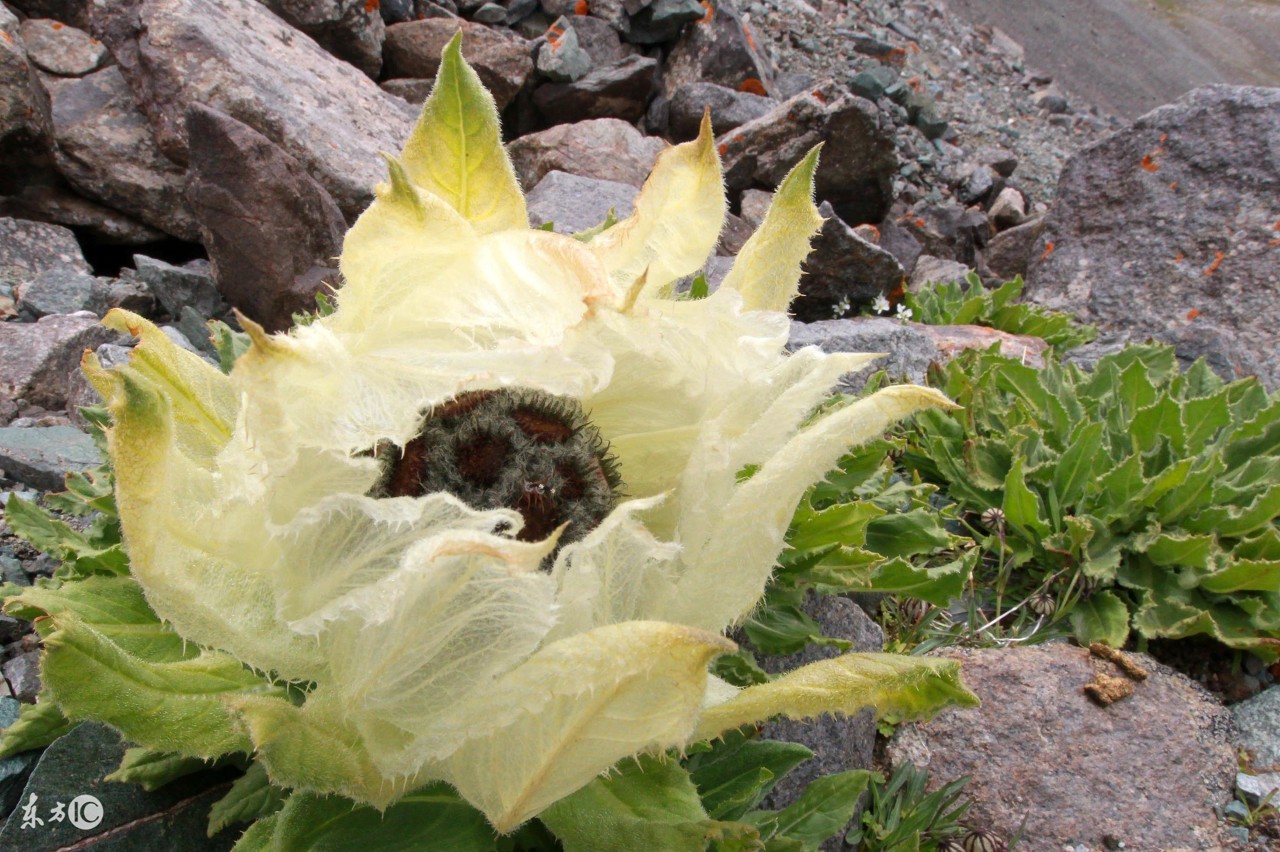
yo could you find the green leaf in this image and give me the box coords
[685,729,813,821]
[0,700,76,760]
[712,650,772,687]
[694,654,978,742]
[105,747,225,791]
[266,786,497,851]
[788,502,884,552]
[208,762,288,836]
[1,495,126,578]
[745,604,851,655]
[1054,422,1103,508]
[6,575,196,662]
[38,614,284,759]
[864,510,953,558]
[209,319,251,374]
[1184,484,1280,538]
[541,754,761,852]
[747,770,872,847]
[1069,590,1130,647]
[1001,456,1050,539]
[855,554,972,607]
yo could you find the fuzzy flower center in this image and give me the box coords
[373,389,623,547]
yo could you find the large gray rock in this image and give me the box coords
[259,0,386,79]
[91,0,416,222]
[0,7,54,194]
[133,255,224,321]
[15,268,109,318]
[526,170,637,235]
[384,19,532,108]
[565,14,636,67]
[787,318,939,394]
[18,18,108,77]
[668,80,773,141]
[45,67,200,242]
[0,425,101,490]
[1026,85,1280,387]
[889,644,1235,849]
[718,88,897,225]
[184,104,346,332]
[506,118,665,190]
[0,698,39,816]
[794,201,905,322]
[755,594,882,828]
[533,54,658,125]
[0,313,118,410]
[1233,685,1280,773]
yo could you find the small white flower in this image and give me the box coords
[873,294,891,314]
[897,304,915,322]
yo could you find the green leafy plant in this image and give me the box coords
[845,762,972,850]
[904,343,1280,658]
[903,275,1097,351]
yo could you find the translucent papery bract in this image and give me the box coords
[83,312,326,681]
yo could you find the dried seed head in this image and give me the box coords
[962,828,1008,852]
[372,389,623,553]
[980,507,1005,530]
[1028,593,1057,616]
[899,597,930,625]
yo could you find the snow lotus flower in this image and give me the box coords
[63,35,967,832]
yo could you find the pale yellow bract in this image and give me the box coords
[83,34,955,832]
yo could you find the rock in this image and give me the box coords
[133,255,224,321]
[0,722,238,851]
[535,16,591,83]
[184,103,346,332]
[259,0,386,79]
[794,202,904,322]
[661,0,773,98]
[0,218,90,292]
[0,697,39,816]
[1032,89,1071,114]
[384,19,532,108]
[565,15,635,67]
[585,0,629,34]
[920,324,1048,368]
[0,7,55,194]
[472,3,507,24]
[875,215,922,278]
[380,77,435,105]
[91,0,416,223]
[983,216,1044,282]
[987,186,1027,229]
[755,594,881,822]
[848,65,898,102]
[718,212,751,255]
[45,66,201,242]
[668,81,772,141]
[627,0,704,45]
[380,0,418,23]
[957,164,994,205]
[1233,685,1280,773]
[787,317,939,394]
[526,170,637,235]
[738,187,771,228]
[101,272,155,315]
[0,185,167,245]
[506,118,665,190]
[1,651,40,702]
[0,314,119,411]
[18,18,108,77]
[1027,86,1280,386]
[533,54,658,125]
[908,254,970,290]
[718,89,897,225]
[901,204,989,266]
[15,268,109,318]
[0,425,101,491]
[1237,770,1280,806]
[888,644,1234,849]
[973,145,1018,178]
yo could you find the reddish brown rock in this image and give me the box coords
[91,0,415,222]
[0,7,55,195]
[506,119,665,190]
[794,202,904,322]
[889,644,1234,849]
[184,104,346,332]
[919,324,1048,368]
[384,19,532,108]
[0,314,119,409]
[45,67,200,241]
[661,0,774,98]
[259,0,385,79]
[668,81,773,141]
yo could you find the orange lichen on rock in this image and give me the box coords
[1141,152,1161,172]
[1203,251,1225,275]
[698,0,714,24]
[364,0,379,11]
[1186,308,1201,320]
[738,78,767,96]
[1173,251,1185,263]
[1040,240,1055,260]
[574,0,589,13]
